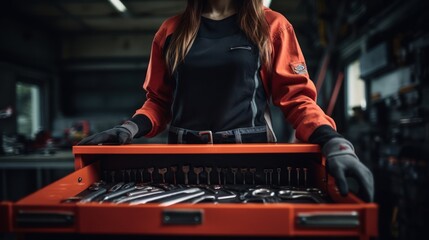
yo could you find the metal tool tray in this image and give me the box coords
[0,144,378,239]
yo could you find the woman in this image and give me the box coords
[79,0,374,202]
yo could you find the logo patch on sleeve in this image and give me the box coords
[290,62,307,74]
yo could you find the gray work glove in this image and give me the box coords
[323,138,374,202]
[77,121,139,145]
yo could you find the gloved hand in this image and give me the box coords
[323,138,374,202]
[77,121,138,145]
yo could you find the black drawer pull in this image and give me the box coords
[16,210,74,228]
[297,211,359,228]
[162,209,203,225]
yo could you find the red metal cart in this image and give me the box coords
[1,144,378,239]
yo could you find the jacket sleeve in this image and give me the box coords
[134,32,173,138]
[270,23,336,142]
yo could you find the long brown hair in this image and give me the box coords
[165,0,271,74]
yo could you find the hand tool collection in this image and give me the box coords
[63,165,327,206]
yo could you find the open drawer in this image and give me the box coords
[1,144,378,239]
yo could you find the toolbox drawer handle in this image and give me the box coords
[16,210,74,228]
[162,209,203,225]
[296,211,359,228]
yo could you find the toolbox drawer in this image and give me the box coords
[1,144,378,239]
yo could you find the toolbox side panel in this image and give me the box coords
[327,175,365,204]
[363,204,378,236]
[11,163,100,233]
[74,154,102,170]
[0,202,12,232]
[15,162,99,205]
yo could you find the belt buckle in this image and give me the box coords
[198,130,213,144]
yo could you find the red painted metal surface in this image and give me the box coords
[2,144,377,239]
[72,144,321,155]
[0,202,12,232]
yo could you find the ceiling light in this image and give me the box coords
[108,0,127,12]
[263,0,272,7]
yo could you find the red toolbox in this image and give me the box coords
[1,144,377,239]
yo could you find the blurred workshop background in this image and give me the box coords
[1,0,428,239]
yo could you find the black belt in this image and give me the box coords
[168,126,268,144]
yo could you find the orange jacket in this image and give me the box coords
[135,8,336,142]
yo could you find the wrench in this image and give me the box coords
[231,168,238,185]
[216,168,222,185]
[108,182,124,192]
[268,169,273,185]
[190,195,216,204]
[62,181,106,203]
[158,168,167,183]
[287,167,292,187]
[78,181,109,203]
[205,167,212,185]
[182,165,190,185]
[217,189,237,200]
[147,167,154,183]
[222,168,228,185]
[194,167,203,185]
[277,191,323,203]
[79,187,107,203]
[126,185,162,197]
[101,182,136,201]
[206,186,237,200]
[121,170,126,182]
[132,169,137,182]
[159,190,205,206]
[129,188,202,205]
[138,168,144,183]
[114,189,164,203]
[264,169,269,185]
[303,168,308,187]
[296,168,300,187]
[170,166,178,185]
[88,180,106,190]
[240,168,247,185]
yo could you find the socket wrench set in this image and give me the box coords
[0,144,378,239]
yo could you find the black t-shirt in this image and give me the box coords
[169,14,267,132]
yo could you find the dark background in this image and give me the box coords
[1,0,429,239]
